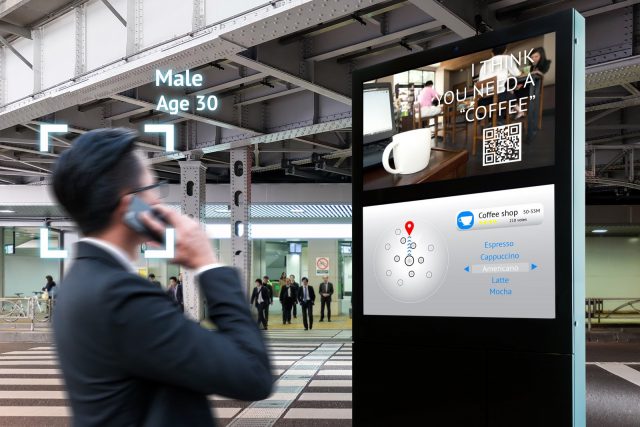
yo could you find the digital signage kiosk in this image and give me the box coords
[353,10,584,426]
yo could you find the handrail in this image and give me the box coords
[0,297,52,330]
[585,297,640,331]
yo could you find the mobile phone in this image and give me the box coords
[123,196,168,244]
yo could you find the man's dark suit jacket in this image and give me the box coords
[53,242,272,427]
[298,285,316,306]
[279,285,296,304]
[319,282,334,301]
[250,286,269,307]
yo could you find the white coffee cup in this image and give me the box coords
[382,128,431,175]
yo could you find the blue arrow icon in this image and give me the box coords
[464,266,470,272]
[531,263,537,270]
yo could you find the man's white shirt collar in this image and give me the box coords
[80,238,137,274]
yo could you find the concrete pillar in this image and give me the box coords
[179,160,207,321]
[230,147,252,297]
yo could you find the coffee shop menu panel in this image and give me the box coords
[362,184,555,319]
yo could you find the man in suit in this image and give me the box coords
[298,277,315,330]
[279,279,296,325]
[250,278,269,330]
[289,274,300,319]
[51,129,271,427]
[262,275,274,322]
[148,273,162,288]
[318,275,334,322]
[166,276,184,313]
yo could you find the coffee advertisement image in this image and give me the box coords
[362,32,556,191]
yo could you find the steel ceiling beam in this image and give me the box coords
[586,95,640,112]
[0,35,32,69]
[111,94,259,133]
[305,20,441,61]
[187,72,268,96]
[149,117,352,164]
[586,55,640,91]
[0,144,59,157]
[278,0,407,44]
[0,153,50,173]
[582,0,640,17]
[234,87,305,106]
[227,53,352,105]
[0,21,31,39]
[585,108,621,125]
[28,120,164,152]
[408,0,475,38]
[100,0,127,26]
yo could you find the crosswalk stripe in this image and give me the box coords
[316,370,352,376]
[284,408,352,419]
[309,380,352,387]
[298,393,351,401]
[324,361,352,366]
[0,391,67,399]
[0,356,57,360]
[0,369,61,375]
[275,380,308,386]
[0,378,63,385]
[214,408,241,418]
[2,352,55,355]
[0,406,70,417]
[595,362,640,388]
[0,361,58,366]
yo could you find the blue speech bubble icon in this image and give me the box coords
[457,211,474,230]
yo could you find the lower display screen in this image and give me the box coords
[363,184,555,319]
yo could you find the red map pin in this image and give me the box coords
[404,221,414,236]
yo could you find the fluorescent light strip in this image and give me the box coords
[206,224,352,239]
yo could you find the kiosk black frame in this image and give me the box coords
[353,9,584,426]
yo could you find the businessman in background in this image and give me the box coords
[52,128,272,427]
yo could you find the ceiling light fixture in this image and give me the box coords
[591,229,608,233]
[0,210,15,213]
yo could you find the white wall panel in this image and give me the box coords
[5,38,34,102]
[42,11,76,89]
[206,0,268,24]
[86,0,127,70]
[142,0,192,49]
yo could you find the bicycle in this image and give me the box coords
[1,294,29,323]
[32,291,51,322]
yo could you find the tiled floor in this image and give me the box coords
[0,339,353,426]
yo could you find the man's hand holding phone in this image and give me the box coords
[139,204,217,270]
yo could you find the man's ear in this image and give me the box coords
[116,194,134,220]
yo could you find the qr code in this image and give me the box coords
[482,123,522,166]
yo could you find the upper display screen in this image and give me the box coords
[362,32,556,192]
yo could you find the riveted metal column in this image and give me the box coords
[192,0,206,31]
[0,46,5,105]
[75,5,87,76]
[32,27,42,93]
[179,160,207,321]
[230,147,251,296]
[126,0,143,56]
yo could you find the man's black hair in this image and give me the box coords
[492,45,507,55]
[169,276,178,282]
[425,80,434,86]
[255,278,263,284]
[148,274,155,279]
[301,277,308,283]
[263,275,269,280]
[52,128,142,236]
